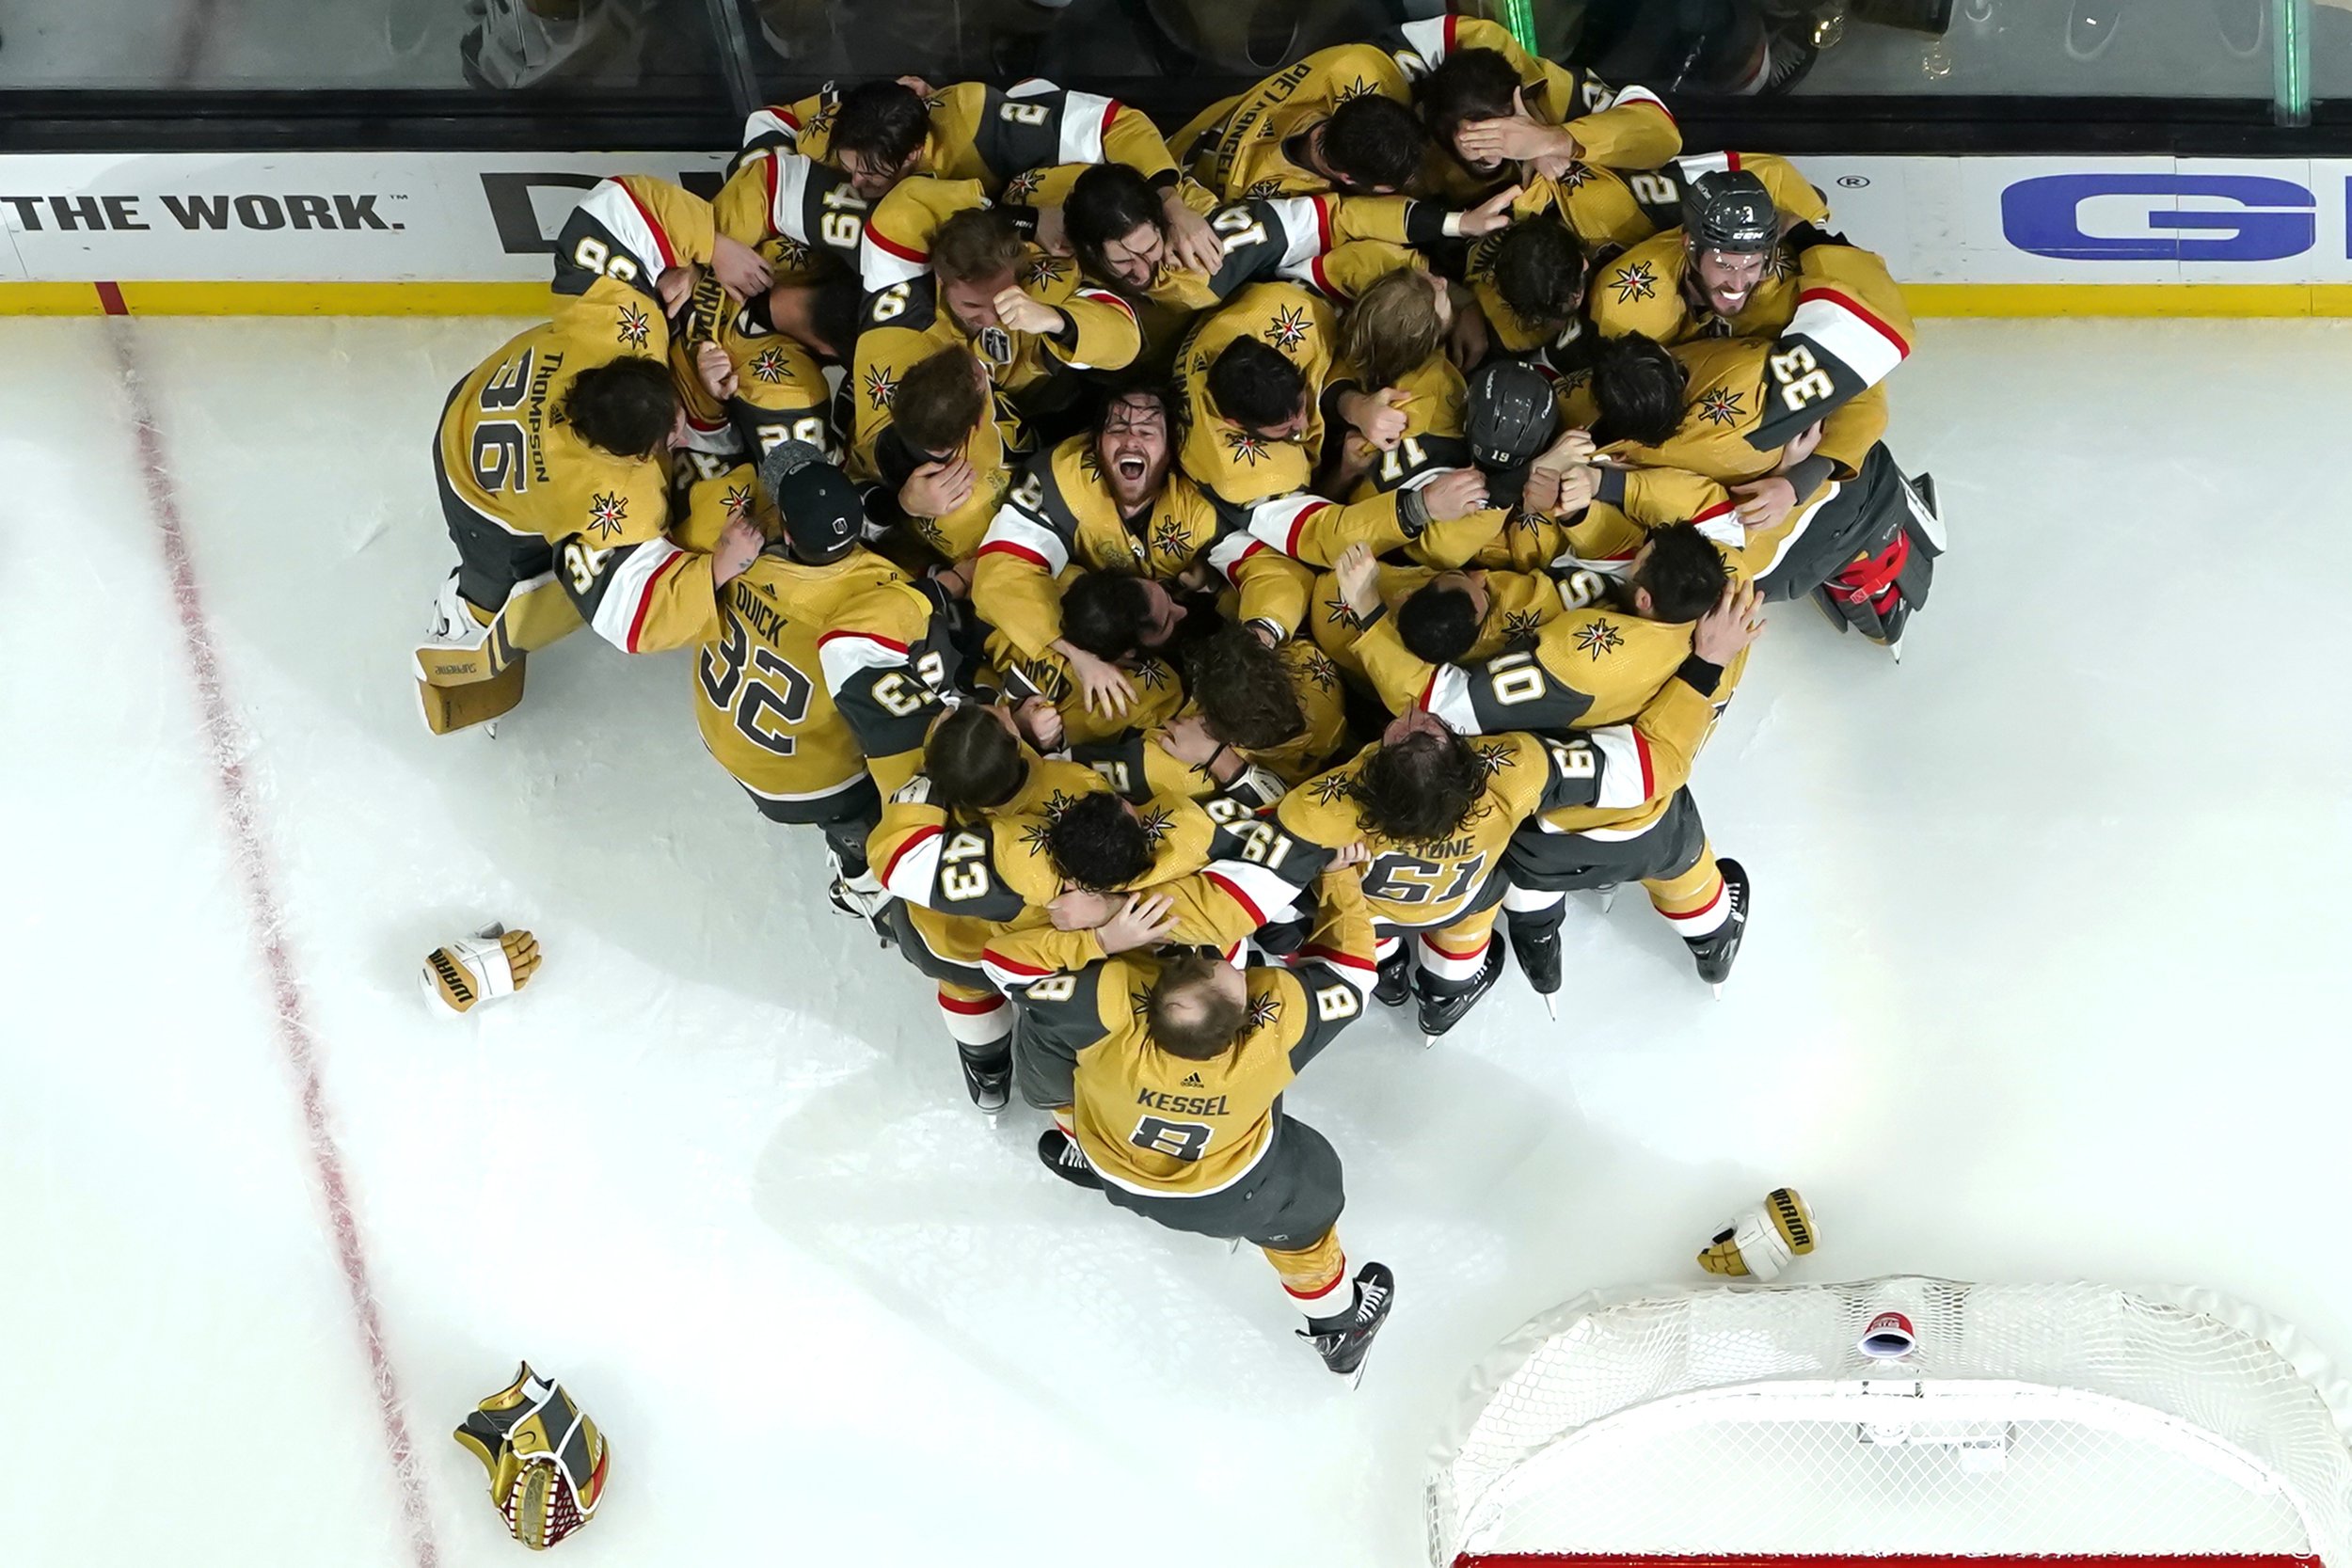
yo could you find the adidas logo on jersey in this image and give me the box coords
[1182,1072,1203,1087]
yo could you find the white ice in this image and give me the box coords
[5,315,2350,1568]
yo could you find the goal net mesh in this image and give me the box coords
[1429,1278,2352,1568]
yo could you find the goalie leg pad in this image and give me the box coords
[418,659,525,736]
[1698,1186,1819,1280]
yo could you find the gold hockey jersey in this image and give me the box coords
[436,176,723,653]
[1006,874,1378,1196]
[687,473,872,817]
[983,629,1187,751]
[670,273,838,463]
[722,546,962,796]
[711,146,868,285]
[1353,590,1694,732]
[972,433,1314,661]
[1309,562,1580,681]
[1177,281,1341,505]
[741,80,1176,196]
[1228,731,1620,933]
[1069,639,1352,809]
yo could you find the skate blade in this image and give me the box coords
[1543,994,1559,1021]
[1711,981,1724,999]
[1597,888,1616,914]
[1888,638,1903,664]
[1422,1033,1440,1049]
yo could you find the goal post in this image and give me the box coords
[1429,1277,2352,1568]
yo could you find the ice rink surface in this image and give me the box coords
[6,315,2351,1567]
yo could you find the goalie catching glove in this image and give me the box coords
[453,1363,610,1549]
[421,926,542,1014]
[1697,1186,1818,1281]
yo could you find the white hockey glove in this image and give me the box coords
[421,926,542,1015]
[1697,1187,1818,1281]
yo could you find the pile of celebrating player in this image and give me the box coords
[414,13,1943,1379]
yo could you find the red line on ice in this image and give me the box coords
[111,327,441,1568]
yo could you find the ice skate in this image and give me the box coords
[1415,942,1505,1044]
[1686,859,1751,994]
[960,1049,1011,1115]
[1505,918,1562,1020]
[1037,1128,1102,1190]
[1299,1262,1395,1383]
[1373,946,1410,1008]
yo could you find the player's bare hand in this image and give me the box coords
[1775,419,1824,470]
[1161,193,1224,275]
[1456,89,1573,165]
[712,515,765,589]
[1343,387,1411,451]
[1534,426,1597,473]
[1159,713,1222,767]
[1015,695,1064,751]
[928,556,974,599]
[711,235,773,301]
[694,340,739,401]
[1454,183,1524,238]
[1693,580,1766,665]
[1058,642,1136,718]
[1329,840,1373,869]
[900,456,975,518]
[1552,462,1599,516]
[897,74,936,97]
[1420,466,1491,523]
[657,262,700,315]
[1334,542,1383,623]
[1096,893,1180,955]
[992,286,1063,337]
[1445,290,1491,371]
[1731,476,1797,531]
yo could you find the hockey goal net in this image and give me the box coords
[1429,1277,2352,1568]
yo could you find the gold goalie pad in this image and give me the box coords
[453,1363,610,1549]
[1697,1186,1818,1280]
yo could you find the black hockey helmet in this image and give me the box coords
[1466,359,1560,471]
[757,439,863,564]
[1681,168,1777,255]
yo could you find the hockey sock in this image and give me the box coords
[1266,1231,1350,1327]
[1414,928,1494,995]
[1649,852,1731,942]
[937,985,1011,1060]
[1503,884,1567,939]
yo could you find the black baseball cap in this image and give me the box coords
[756,439,863,564]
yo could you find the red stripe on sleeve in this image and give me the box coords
[982,948,1053,977]
[1281,499,1328,557]
[625,549,686,653]
[1418,672,1437,712]
[865,227,930,264]
[1724,150,1742,172]
[617,181,678,270]
[882,824,942,883]
[818,628,914,655]
[1797,286,1912,357]
[1634,728,1656,800]
[1099,100,1120,151]
[1203,870,1267,928]
[976,540,1051,568]
[1312,196,1333,252]
[763,153,781,227]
